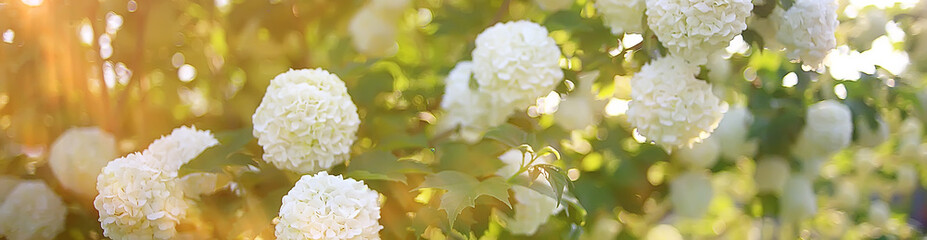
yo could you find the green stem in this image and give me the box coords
[506,153,540,183]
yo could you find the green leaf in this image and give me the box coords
[564,200,587,226]
[752,0,776,18]
[414,171,512,225]
[535,164,572,207]
[180,127,254,176]
[742,29,765,51]
[484,124,528,147]
[377,134,428,151]
[435,142,506,177]
[510,173,557,201]
[345,151,431,184]
[779,0,795,10]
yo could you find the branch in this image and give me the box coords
[490,0,511,25]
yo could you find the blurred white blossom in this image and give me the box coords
[595,0,645,34]
[48,127,117,198]
[792,100,853,160]
[669,170,714,218]
[0,181,65,240]
[780,176,816,221]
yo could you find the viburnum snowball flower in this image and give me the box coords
[535,0,573,11]
[896,165,917,194]
[673,138,720,169]
[48,127,117,198]
[774,0,838,69]
[779,176,816,221]
[581,215,621,240]
[555,71,605,131]
[854,148,878,176]
[493,149,559,235]
[792,100,852,159]
[439,62,512,142]
[497,185,560,235]
[275,172,382,240]
[798,157,826,178]
[868,200,890,226]
[145,125,218,171]
[645,0,753,64]
[0,181,65,240]
[595,0,645,34]
[626,56,724,148]
[833,180,859,210]
[349,6,399,57]
[898,118,923,161]
[253,69,361,174]
[645,224,683,240]
[754,156,790,194]
[669,171,713,218]
[555,93,602,131]
[472,21,564,110]
[712,106,757,160]
[855,117,888,148]
[94,153,189,240]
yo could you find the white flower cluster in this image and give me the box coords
[792,100,852,160]
[441,21,563,141]
[349,0,410,57]
[252,69,360,173]
[94,126,217,239]
[627,56,723,148]
[855,117,888,148]
[711,107,758,160]
[275,172,382,240]
[669,170,713,218]
[673,138,720,169]
[774,0,838,69]
[48,127,117,198]
[0,181,66,240]
[555,71,605,131]
[595,0,645,34]
[753,156,790,194]
[472,21,564,111]
[146,125,219,171]
[779,176,817,221]
[498,185,559,235]
[95,154,189,239]
[646,0,753,64]
[439,62,510,142]
[494,149,559,235]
